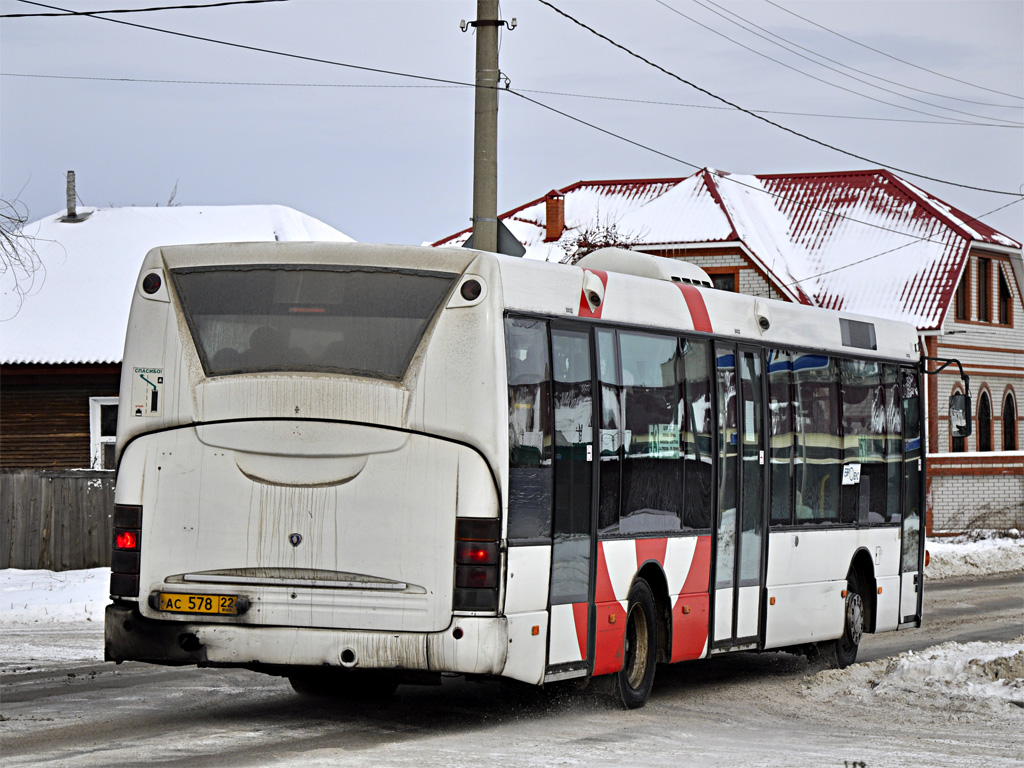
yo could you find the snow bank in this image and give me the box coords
[927,531,1024,580]
[1,568,109,625]
[808,639,1024,712]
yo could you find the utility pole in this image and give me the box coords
[467,0,501,254]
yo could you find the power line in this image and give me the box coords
[15,0,1019,246]
[535,0,1022,197]
[657,0,1019,127]
[7,71,1019,129]
[764,0,1023,103]
[2,0,285,17]
[784,196,1024,288]
[699,0,1020,111]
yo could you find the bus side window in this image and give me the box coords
[681,338,713,530]
[505,318,553,543]
[883,365,902,523]
[768,349,795,527]
[839,360,885,525]
[793,355,841,525]
[617,332,684,535]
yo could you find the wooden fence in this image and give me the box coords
[1,469,114,570]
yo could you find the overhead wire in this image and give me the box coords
[8,71,1020,128]
[10,0,1021,274]
[668,0,1021,124]
[763,0,1023,102]
[535,0,1022,196]
[697,0,1020,111]
[1,0,286,17]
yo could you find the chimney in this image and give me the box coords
[66,170,77,220]
[60,170,91,223]
[544,190,565,242]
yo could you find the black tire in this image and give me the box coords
[616,578,658,709]
[833,569,864,669]
[288,670,398,700]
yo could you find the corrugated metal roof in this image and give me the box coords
[433,168,1021,330]
[1,205,353,365]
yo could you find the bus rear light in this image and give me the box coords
[456,564,497,588]
[110,504,142,598]
[453,517,500,612]
[925,549,930,567]
[456,541,498,565]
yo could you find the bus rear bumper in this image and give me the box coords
[105,602,517,678]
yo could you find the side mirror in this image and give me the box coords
[949,392,972,438]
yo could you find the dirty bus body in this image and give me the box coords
[106,242,927,707]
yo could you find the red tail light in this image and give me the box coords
[110,504,142,598]
[453,518,500,612]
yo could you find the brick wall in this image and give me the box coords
[928,453,1024,532]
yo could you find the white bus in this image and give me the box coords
[105,242,946,708]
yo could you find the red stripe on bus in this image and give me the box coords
[635,537,668,571]
[680,535,712,595]
[592,601,627,676]
[594,543,616,604]
[578,269,608,319]
[675,283,713,333]
[572,601,589,661]
[671,594,709,662]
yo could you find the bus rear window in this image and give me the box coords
[172,265,458,380]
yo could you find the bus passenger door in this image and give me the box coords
[713,345,768,649]
[899,368,924,627]
[545,326,596,679]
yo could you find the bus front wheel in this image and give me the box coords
[832,569,864,669]
[616,578,658,709]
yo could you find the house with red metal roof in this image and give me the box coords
[434,168,1023,533]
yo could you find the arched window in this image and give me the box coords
[1004,392,1018,451]
[977,392,992,452]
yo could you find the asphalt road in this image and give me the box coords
[2,573,1021,768]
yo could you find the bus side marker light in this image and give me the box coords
[531,625,539,636]
[841,590,848,598]
[681,605,691,615]
[608,614,616,624]
[878,587,883,595]
[769,597,776,606]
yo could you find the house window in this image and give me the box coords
[1004,392,1018,451]
[998,265,1012,326]
[977,258,991,322]
[954,268,968,320]
[709,272,737,292]
[977,391,992,452]
[89,397,119,469]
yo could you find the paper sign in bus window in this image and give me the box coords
[133,367,163,416]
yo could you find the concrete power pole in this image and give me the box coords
[469,0,500,254]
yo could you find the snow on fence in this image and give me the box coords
[0,469,114,570]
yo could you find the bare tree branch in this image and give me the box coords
[1,197,43,319]
[560,206,649,264]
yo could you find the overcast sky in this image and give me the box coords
[2,0,1021,246]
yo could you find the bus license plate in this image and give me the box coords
[158,593,238,615]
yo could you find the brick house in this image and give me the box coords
[0,204,351,569]
[433,168,1023,533]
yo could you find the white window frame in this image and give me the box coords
[89,397,119,470]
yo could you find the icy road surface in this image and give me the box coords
[1,535,1022,767]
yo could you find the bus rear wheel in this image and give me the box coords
[288,670,398,700]
[832,569,864,669]
[616,578,658,709]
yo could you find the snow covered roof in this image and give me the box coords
[1,205,353,365]
[433,169,1021,330]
